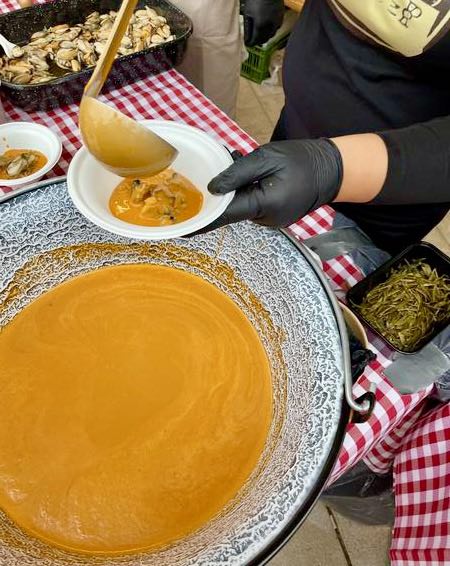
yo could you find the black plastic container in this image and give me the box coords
[347,242,450,354]
[0,0,192,111]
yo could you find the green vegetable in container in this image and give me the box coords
[353,260,450,352]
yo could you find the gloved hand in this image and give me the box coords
[201,139,343,232]
[242,0,285,47]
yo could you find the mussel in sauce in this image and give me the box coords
[109,168,203,227]
[0,149,47,179]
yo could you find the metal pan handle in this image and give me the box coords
[281,229,376,418]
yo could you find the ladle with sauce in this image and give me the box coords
[78,0,178,178]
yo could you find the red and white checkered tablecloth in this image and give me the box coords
[391,402,450,566]
[287,222,434,478]
[0,1,448,563]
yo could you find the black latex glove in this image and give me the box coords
[348,334,377,381]
[242,0,285,47]
[199,139,343,233]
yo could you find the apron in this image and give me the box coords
[170,0,241,118]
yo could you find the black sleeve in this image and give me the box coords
[373,115,450,205]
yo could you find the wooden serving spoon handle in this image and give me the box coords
[84,0,139,99]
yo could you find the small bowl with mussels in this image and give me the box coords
[67,120,235,240]
[0,121,62,187]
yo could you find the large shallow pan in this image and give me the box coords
[0,180,370,565]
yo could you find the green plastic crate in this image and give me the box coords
[241,31,290,84]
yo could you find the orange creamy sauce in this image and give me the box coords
[0,149,47,179]
[109,168,203,227]
[0,264,272,554]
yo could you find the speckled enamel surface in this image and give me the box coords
[0,181,344,565]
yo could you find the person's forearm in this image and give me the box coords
[331,133,388,203]
[202,115,450,235]
[332,115,450,206]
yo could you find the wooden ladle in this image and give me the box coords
[78,0,178,178]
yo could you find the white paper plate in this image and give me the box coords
[67,120,234,240]
[0,121,62,187]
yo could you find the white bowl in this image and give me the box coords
[0,121,62,187]
[339,302,369,348]
[67,120,234,240]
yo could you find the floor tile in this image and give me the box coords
[424,226,450,256]
[236,102,274,144]
[247,129,274,145]
[257,92,285,125]
[250,80,285,102]
[237,77,261,112]
[332,510,392,566]
[236,78,284,142]
[270,502,349,566]
[249,82,284,123]
[438,212,450,245]
[238,75,255,98]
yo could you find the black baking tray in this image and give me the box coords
[347,242,450,354]
[0,0,192,112]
